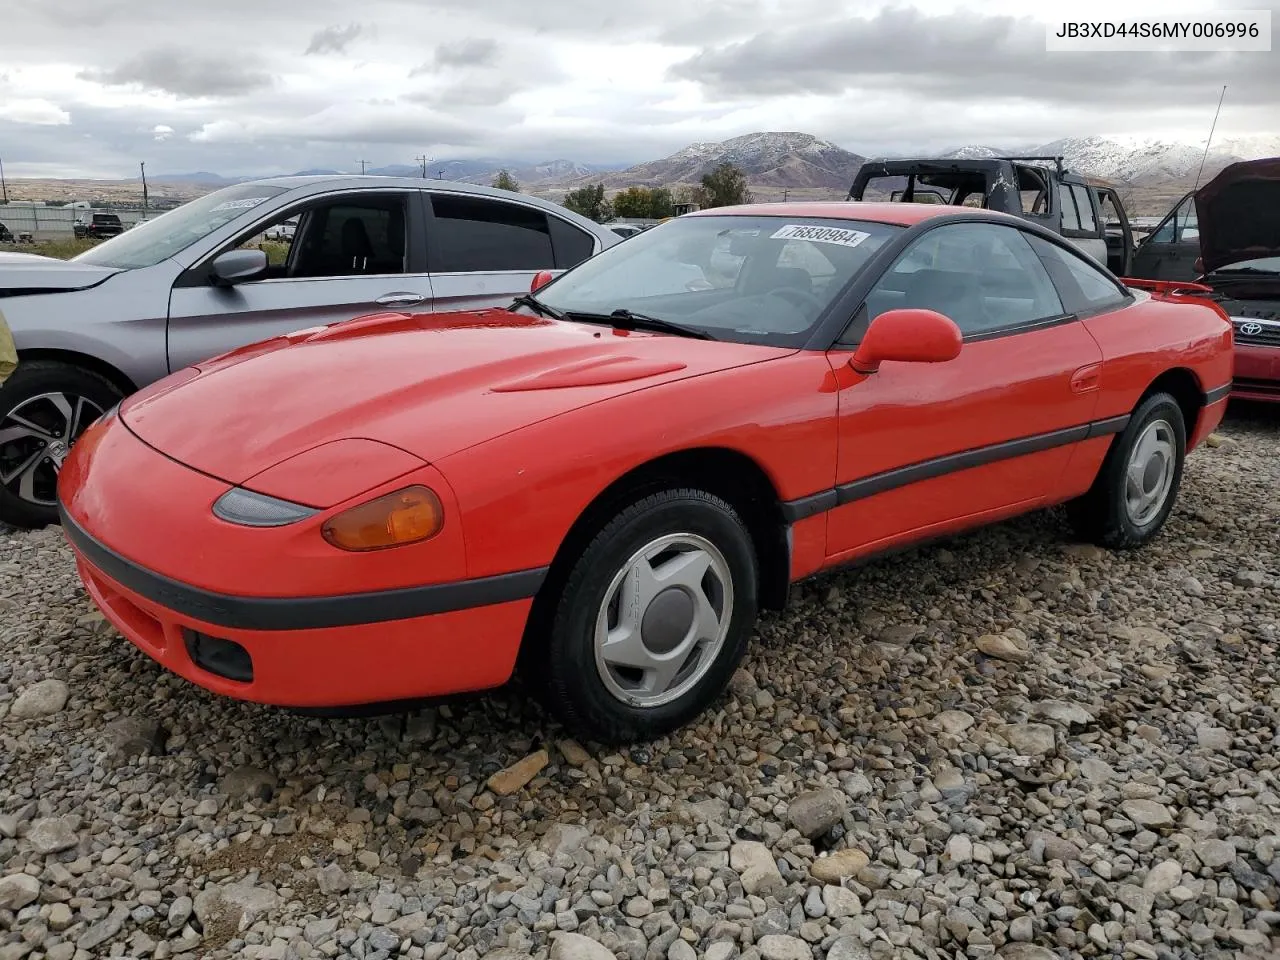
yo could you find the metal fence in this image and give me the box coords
[0,204,155,241]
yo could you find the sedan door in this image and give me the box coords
[422,190,600,311]
[166,189,431,372]
[823,220,1106,562]
[1129,192,1200,281]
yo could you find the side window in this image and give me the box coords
[428,194,554,272]
[1059,184,1082,232]
[1070,185,1098,233]
[1175,198,1199,241]
[1149,196,1193,244]
[1026,234,1131,315]
[289,197,408,278]
[856,222,1065,339]
[547,216,596,269]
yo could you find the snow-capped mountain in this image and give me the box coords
[585,132,866,190]
[926,135,1280,183]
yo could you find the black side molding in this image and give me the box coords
[780,413,1130,521]
[1204,383,1231,404]
[58,505,547,632]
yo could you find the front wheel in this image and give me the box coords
[1066,390,1186,549]
[539,488,759,745]
[0,361,123,529]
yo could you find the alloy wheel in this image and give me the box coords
[0,392,105,508]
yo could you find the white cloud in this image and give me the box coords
[0,0,1276,177]
[0,98,71,126]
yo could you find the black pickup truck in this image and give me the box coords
[848,156,1136,275]
[73,213,125,240]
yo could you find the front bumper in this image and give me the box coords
[66,519,537,707]
[1232,343,1280,402]
[57,414,544,708]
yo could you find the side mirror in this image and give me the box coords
[531,270,555,293]
[850,308,962,374]
[210,249,268,287]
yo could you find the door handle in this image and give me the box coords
[1070,363,1101,393]
[375,292,426,306]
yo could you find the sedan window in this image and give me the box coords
[428,194,556,272]
[73,183,287,270]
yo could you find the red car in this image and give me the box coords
[57,203,1232,744]
[1128,157,1280,402]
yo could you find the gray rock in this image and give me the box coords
[756,934,811,960]
[730,841,784,896]
[1194,838,1236,869]
[1008,916,1033,941]
[999,723,1056,756]
[551,932,620,960]
[0,873,40,910]
[1141,865,1177,901]
[27,816,77,854]
[1121,799,1174,828]
[826,938,871,960]
[1028,700,1094,726]
[8,679,69,719]
[786,788,847,838]
[821,885,861,918]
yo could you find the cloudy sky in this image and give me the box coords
[2,0,1277,178]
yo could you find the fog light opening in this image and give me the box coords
[183,630,254,683]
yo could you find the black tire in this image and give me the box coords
[1066,391,1186,549]
[538,488,759,745]
[0,360,124,529]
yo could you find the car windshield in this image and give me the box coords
[528,214,903,346]
[1213,256,1280,274]
[73,183,287,270]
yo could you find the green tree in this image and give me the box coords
[696,162,753,209]
[647,187,675,219]
[561,183,611,222]
[491,169,520,192]
[611,186,652,219]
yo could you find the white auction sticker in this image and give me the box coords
[210,197,270,212]
[770,224,870,247]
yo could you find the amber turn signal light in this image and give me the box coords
[322,485,444,551]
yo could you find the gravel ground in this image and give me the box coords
[2,406,1279,960]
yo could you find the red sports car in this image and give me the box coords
[57,202,1233,744]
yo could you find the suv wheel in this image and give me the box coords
[0,361,123,529]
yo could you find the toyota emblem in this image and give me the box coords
[1240,321,1263,336]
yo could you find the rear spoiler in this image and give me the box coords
[1120,278,1214,296]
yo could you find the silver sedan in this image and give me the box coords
[0,175,619,528]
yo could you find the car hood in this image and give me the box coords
[120,307,792,487]
[0,251,122,294]
[1194,158,1280,273]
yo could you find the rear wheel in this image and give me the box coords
[0,361,123,529]
[1066,391,1186,549]
[539,488,759,744]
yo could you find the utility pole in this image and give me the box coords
[140,161,149,214]
[415,155,429,178]
[782,188,789,202]
[357,159,369,174]
[0,156,7,203]
[438,167,445,180]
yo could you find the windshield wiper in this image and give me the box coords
[510,293,566,321]
[567,308,716,340]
